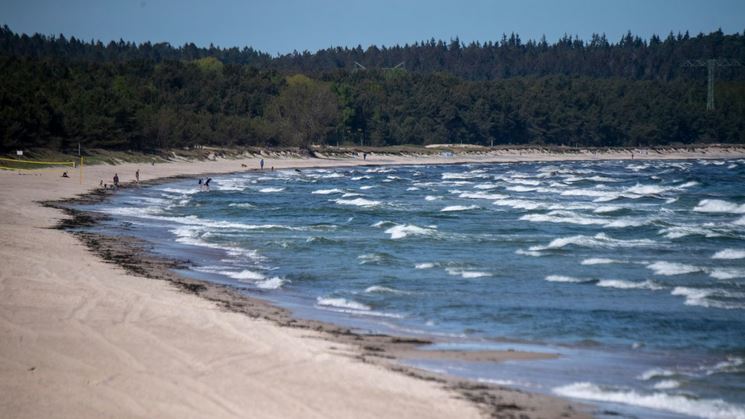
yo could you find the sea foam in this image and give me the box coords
[316,297,370,311]
[312,188,344,195]
[712,249,745,260]
[694,199,745,214]
[545,275,591,283]
[596,279,663,290]
[441,205,479,212]
[334,197,381,207]
[384,224,437,240]
[647,261,702,276]
[671,287,745,310]
[554,382,745,419]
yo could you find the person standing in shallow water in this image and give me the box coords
[260,159,265,170]
[113,173,119,188]
[135,169,140,184]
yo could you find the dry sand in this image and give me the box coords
[2,146,743,419]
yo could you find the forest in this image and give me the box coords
[1,25,744,152]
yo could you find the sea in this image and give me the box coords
[77,158,745,419]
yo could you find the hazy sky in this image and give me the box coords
[3,0,744,55]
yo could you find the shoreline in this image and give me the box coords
[3,146,744,418]
[47,170,583,419]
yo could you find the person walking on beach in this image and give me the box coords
[135,169,140,184]
[113,173,119,189]
[260,159,265,170]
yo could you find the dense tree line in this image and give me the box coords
[1,26,744,152]
[3,25,744,81]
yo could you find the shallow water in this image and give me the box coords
[81,159,745,419]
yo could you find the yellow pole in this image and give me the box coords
[80,157,83,185]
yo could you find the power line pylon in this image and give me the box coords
[684,59,741,111]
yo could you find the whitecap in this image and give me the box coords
[581,258,622,265]
[712,249,745,260]
[593,205,623,214]
[316,297,370,311]
[225,270,266,281]
[520,210,607,226]
[659,226,722,239]
[459,191,508,200]
[441,205,479,212]
[334,198,381,207]
[256,276,285,289]
[709,268,745,280]
[493,199,545,211]
[530,233,656,251]
[553,382,745,419]
[425,195,442,201]
[596,279,663,290]
[160,187,201,195]
[364,285,409,295]
[447,268,491,279]
[385,224,437,240]
[647,261,702,276]
[515,249,544,257]
[473,183,500,190]
[415,262,435,269]
[671,287,745,310]
[693,199,745,214]
[561,188,620,200]
[371,220,396,228]
[228,203,255,209]
[625,184,670,196]
[359,185,376,190]
[605,218,650,228]
[545,275,591,283]
[652,380,680,390]
[357,253,389,265]
[442,172,487,180]
[312,188,344,195]
[259,187,285,193]
[638,368,676,381]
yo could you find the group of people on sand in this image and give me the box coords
[96,169,139,190]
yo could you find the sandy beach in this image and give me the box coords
[2,145,743,419]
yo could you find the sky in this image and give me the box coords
[2,0,745,55]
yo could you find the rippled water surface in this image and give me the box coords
[84,159,745,418]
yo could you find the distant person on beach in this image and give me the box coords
[99,180,103,187]
[363,152,367,160]
[113,173,119,188]
[61,171,69,178]
[135,169,140,183]
[260,159,265,170]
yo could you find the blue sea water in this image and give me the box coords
[81,159,745,419]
